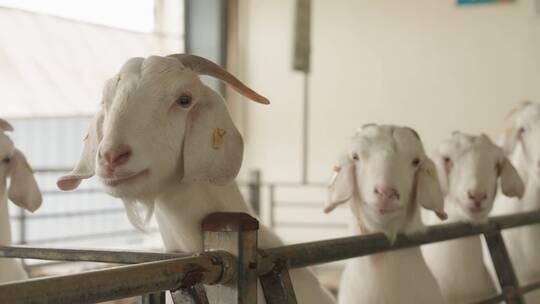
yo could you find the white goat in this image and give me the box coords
[0,118,42,283]
[422,132,524,303]
[57,54,335,303]
[492,101,540,302]
[324,124,446,304]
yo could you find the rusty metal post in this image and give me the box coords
[202,212,259,304]
[259,259,298,304]
[483,230,524,304]
[269,185,276,228]
[248,170,262,216]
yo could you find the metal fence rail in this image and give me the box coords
[0,246,189,264]
[3,169,539,303]
[1,211,540,303]
[0,253,233,304]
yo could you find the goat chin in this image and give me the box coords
[147,181,335,304]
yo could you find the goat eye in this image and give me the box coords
[175,94,192,108]
[2,157,10,164]
[352,153,359,161]
[519,127,525,134]
[443,157,451,163]
[412,158,420,167]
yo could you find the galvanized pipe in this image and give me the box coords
[0,245,188,264]
[0,252,235,304]
[472,293,506,304]
[519,280,540,295]
[259,210,540,273]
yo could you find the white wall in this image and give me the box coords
[236,0,540,184]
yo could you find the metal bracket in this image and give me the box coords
[141,292,166,304]
[260,259,298,304]
[171,284,209,304]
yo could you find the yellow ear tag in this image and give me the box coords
[333,165,342,172]
[426,167,437,181]
[212,128,226,149]
[504,127,514,137]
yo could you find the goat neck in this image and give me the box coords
[153,181,253,252]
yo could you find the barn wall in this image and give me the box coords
[237,0,540,184]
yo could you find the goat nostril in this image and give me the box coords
[468,191,487,203]
[374,186,399,200]
[102,145,132,167]
[116,150,131,163]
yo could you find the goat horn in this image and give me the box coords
[168,54,270,105]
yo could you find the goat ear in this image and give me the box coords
[415,158,447,220]
[325,154,355,213]
[182,92,243,185]
[499,126,521,156]
[8,149,42,212]
[500,157,524,198]
[499,101,531,155]
[57,111,104,191]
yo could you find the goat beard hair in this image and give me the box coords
[122,198,155,232]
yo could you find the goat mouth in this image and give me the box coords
[369,205,400,215]
[468,206,485,214]
[456,199,485,215]
[101,170,149,187]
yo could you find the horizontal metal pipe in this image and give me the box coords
[472,293,506,304]
[0,252,234,304]
[33,168,71,173]
[274,202,323,208]
[21,228,159,245]
[273,222,348,229]
[40,189,103,195]
[10,208,125,220]
[0,245,188,264]
[519,280,540,295]
[259,210,540,273]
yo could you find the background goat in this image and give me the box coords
[423,132,523,303]
[324,124,445,304]
[493,101,540,302]
[0,118,42,283]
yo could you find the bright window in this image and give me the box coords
[0,0,154,32]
